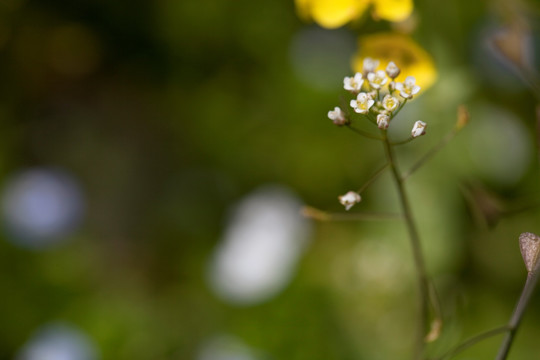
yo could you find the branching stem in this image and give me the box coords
[382,132,430,359]
[346,124,383,140]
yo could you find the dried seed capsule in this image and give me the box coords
[519,232,540,273]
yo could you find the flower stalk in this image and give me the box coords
[382,131,430,359]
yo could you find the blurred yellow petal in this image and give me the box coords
[352,33,437,91]
[372,0,413,22]
[294,0,370,29]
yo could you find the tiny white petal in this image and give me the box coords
[363,58,380,73]
[328,106,347,125]
[344,73,364,92]
[405,76,416,86]
[367,70,388,89]
[339,191,361,211]
[349,92,374,114]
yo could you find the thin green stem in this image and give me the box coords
[391,136,415,146]
[381,133,430,359]
[496,267,540,360]
[346,124,383,140]
[366,111,378,125]
[402,129,458,180]
[301,206,401,221]
[432,326,510,360]
[357,162,390,194]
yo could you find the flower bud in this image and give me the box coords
[385,61,401,79]
[411,120,427,137]
[377,114,390,129]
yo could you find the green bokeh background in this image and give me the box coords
[1,0,540,359]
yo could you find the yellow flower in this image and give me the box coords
[295,0,413,29]
[352,33,437,91]
[372,0,413,22]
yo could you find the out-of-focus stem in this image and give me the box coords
[382,133,430,359]
[432,326,510,360]
[402,130,457,180]
[391,136,415,146]
[496,267,540,360]
[301,206,401,221]
[357,162,389,194]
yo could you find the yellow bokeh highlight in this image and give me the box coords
[295,0,413,28]
[372,0,413,22]
[352,33,437,91]
[295,0,369,29]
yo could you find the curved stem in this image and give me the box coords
[391,136,415,146]
[381,133,430,359]
[432,326,510,360]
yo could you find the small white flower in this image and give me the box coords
[338,191,361,211]
[377,114,390,129]
[328,106,348,126]
[385,61,400,79]
[363,57,380,74]
[395,76,421,99]
[382,94,399,112]
[350,92,375,114]
[367,70,388,89]
[343,73,364,93]
[411,120,427,137]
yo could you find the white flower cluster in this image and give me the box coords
[327,59,430,211]
[327,58,426,137]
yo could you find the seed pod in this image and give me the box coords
[519,232,540,273]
